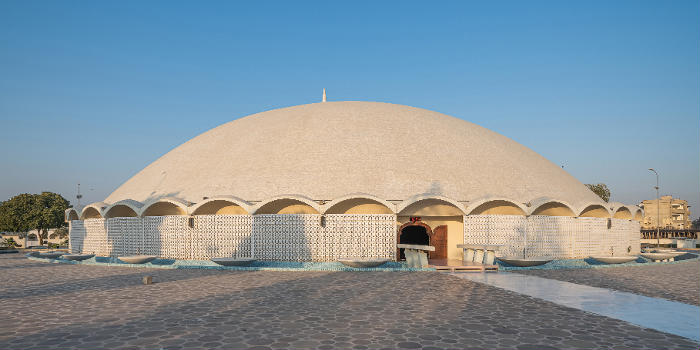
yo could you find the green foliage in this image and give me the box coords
[0,193,35,233]
[585,183,611,203]
[49,226,69,240]
[692,218,700,229]
[0,192,70,245]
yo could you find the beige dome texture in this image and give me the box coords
[105,101,603,209]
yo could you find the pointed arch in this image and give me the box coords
[577,203,612,218]
[529,198,575,217]
[81,202,107,219]
[65,208,80,222]
[634,208,643,221]
[140,197,190,217]
[466,197,527,216]
[397,194,466,216]
[613,207,633,220]
[253,195,321,214]
[190,196,252,215]
[323,193,395,214]
[104,200,143,218]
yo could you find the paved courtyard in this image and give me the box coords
[0,254,698,350]
[513,260,700,306]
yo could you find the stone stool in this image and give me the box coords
[397,244,435,268]
[457,244,502,265]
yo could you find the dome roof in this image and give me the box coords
[105,101,602,209]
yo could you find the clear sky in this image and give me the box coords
[1,1,698,218]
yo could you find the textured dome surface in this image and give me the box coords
[105,101,602,207]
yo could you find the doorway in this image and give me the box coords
[397,222,448,260]
[398,225,430,260]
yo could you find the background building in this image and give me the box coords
[0,229,65,248]
[641,196,691,229]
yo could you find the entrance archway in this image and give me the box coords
[397,222,432,260]
[397,222,449,261]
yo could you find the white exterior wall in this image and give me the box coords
[463,215,641,259]
[324,214,396,260]
[252,214,395,261]
[69,214,396,261]
[69,220,85,253]
[69,214,639,261]
[82,219,108,256]
[190,215,253,260]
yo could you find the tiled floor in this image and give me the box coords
[513,260,700,305]
[1,254,698,350]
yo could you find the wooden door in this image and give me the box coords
[430,225,448,259]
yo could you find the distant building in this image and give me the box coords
[0,228,64,248]
[641,196,691,229]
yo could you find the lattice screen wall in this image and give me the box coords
[251,214,395,261]
[69,221,84,253]
[191,215,253,259]
[81,219,108,256]
[252,214,322,261]
[69,214,395,261]
[107,217,142,257]
[324,214,395,260]
[464,215,641,259]
[69,214,638,261]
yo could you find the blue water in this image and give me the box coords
[27,252,698,272]
[497,253,698,271]
[28,254,433,272]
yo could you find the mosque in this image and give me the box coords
[66,97,642,262]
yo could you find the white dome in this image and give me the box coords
[105,101,603,209]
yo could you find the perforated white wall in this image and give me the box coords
[464,215,641,259]
[325,214,396,260]
[68,214,395,261]
[69,214,637,261]
[69,220,84,254]
[80,219,108,256]
[107,217,142,257]
[251,214,395,261]
[190,215,253,259]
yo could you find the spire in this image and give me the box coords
[322,88,326,102]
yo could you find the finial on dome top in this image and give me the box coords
[322,88,326,102]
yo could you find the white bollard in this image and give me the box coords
[417,251,429,268]
[405,249,416,267]
[474,249,485,263]
[464,248,475,262]
[484,250,496,265]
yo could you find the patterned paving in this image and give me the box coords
[513,260,700,306]
[0,254,697,350]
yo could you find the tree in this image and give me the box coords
[0,193,35,233]
[31,192,71,245]
[49,226,69,240]
[0,192,70,245]
[585,183,611,202]
[692,218,700,230]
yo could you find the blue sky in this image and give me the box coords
[1,1,698,218]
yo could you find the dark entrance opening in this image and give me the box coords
[399,225,430,260]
